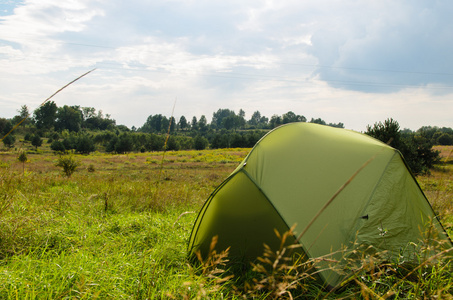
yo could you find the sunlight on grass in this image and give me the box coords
[0,147,451,298]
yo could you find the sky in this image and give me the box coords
[1,0,453,132]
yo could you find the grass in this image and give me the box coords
[0,148,247,298]
[0,147,452,299]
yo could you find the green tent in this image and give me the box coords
[188,122,452,287]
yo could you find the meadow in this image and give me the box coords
[0,146,452,299]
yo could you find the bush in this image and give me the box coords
[51,140,66,152]
[24,132,33,141]
[166,136,180,151]
[366,118,440,174]
[2,134,15,148]
[436,133,453,145]
[55,155,80,177]
[31,134,43,149]
[62,136,77,151]
[194,135,209,150]
[17,151,27,174]
[115,133,133,154]
[76,135,95,154]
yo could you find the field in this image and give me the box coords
[0,147,452,299]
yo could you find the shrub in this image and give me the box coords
[31,134,43,150]
[115,133,133,153]
[2,134,15,148]
[17,151,27,174]
[76,135,95,154]
[24,132,33,141]
[55,155,80,177]
[366,118,440,174]
[166,136,180,151]
[194,135,209,150]
[437,133,453,146]
[51,140,66,153]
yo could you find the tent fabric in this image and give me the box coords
[188,122,452,287]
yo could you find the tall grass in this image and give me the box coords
[0,147,451,298]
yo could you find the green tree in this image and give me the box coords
[193,135,209,150]
[115,133,133,154]
[55,105,83,132]
[191,116,198,131]
[212,108,235,130]
[105,136,118,153]
[1,119,13,138]
[1,119,9,134]
[76,135,95,154]
[328,122,345,128]
[149,114,163,132]
[399,134,439,174]
[248,111,269,128]
[365,118,439,174]
[417,126,438,142]
[235,112,246,130]
[148,134,165,151]
[248,111,262,127]
[161,116,170,133]
[309,118,326,125]
[81,107,96,122]
[237,109,246,129]
[51,140,66,152]
[166,136,180,151]
[178,115,188,131]
[365,118,401,146]
[83,109,116,130]
[437,133,453,145]
[15,105,30,126]
[2,134,15,148]
[24,132,33,142]
[62,135,77,151]
[169,116,176,133]
[283,111,306,124]
[222,115,236,130]
[19,105,30,119]
[269,115,282,128]
[0,118,10,135]
[231,133,246,147]
[31,134,43,150]
[198,115,208,133]
[211,132,230,149]
[140,114,168,133]
[33,101,58,130]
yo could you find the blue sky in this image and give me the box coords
[1,0,453,131]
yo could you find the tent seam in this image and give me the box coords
[240,168,312,259]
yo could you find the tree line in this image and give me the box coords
[1,103,452,174]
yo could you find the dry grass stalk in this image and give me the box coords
[0,68,96,142]
[297,149,384,242]
[238,226,318,299]
[181,236,232,299]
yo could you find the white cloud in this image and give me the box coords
[307,1,453,91]
[0,0,452,132]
